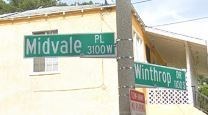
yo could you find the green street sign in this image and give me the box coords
[24,33,115,57]
[134,62,186,90]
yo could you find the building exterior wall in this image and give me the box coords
[146,104,206,115]
[131,15,205,115]
[0,10,119,115]
[0,6,205,115]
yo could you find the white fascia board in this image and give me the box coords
[145,27,207,46]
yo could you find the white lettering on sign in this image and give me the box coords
[42,38,50,54]
[26,37,82,55]
[26,39,36,55]
[60,40,68,54]
[25,33,115,57]
[85,34,113,55]
[134,64,172,87]
[95,35,104,43]
[51,40,59,53]
[131,102,145,113]
[74,40,81,53]
[174,80,186,89]
[87,45,113,55]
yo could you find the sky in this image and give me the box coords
[60,0,113,4]
[132,0,208,40]
[4,0,206,40]
[61,0,208,40]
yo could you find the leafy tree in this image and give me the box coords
[198,76,208,96]
[89,1,93,4]
[0,0,67,14]
[9,0,59,11]
[70,1,94,6]
[198,75,208,86]
[0,0,11,14]
[199,85,208,96]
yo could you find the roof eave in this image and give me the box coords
[146,27,207,46]
[0,5,116,22]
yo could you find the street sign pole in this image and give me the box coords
[116,0,134,114]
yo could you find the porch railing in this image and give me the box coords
[194,90,208,114]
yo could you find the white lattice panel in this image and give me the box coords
[148,88,189,104]
[148,75,193,104]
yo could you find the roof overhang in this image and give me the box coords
[0,5,116,23]
[0,4,147,28]
[146,27,208,76]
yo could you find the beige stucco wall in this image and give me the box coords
[0,11,119,115]
[0,8,205,115]
[146,104,206,115]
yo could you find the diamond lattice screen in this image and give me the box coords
[147,75,194,104]
[148,88,189,104]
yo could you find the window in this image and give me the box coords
[32,30,58,35]
[32,30,58,72]
[151,54,157,64]
[133,31,145,62]
[145,45,151,63]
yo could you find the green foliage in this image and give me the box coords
[0,0,67,15]
[70,1,94,6]
[198,75,208,85]
[197,85,208,113]
[198,75,208,96]
[197,76,208,113]
[0,0,12,14]
[9,0,58,11]
[199,85,208,96]
[81,0,93,5]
